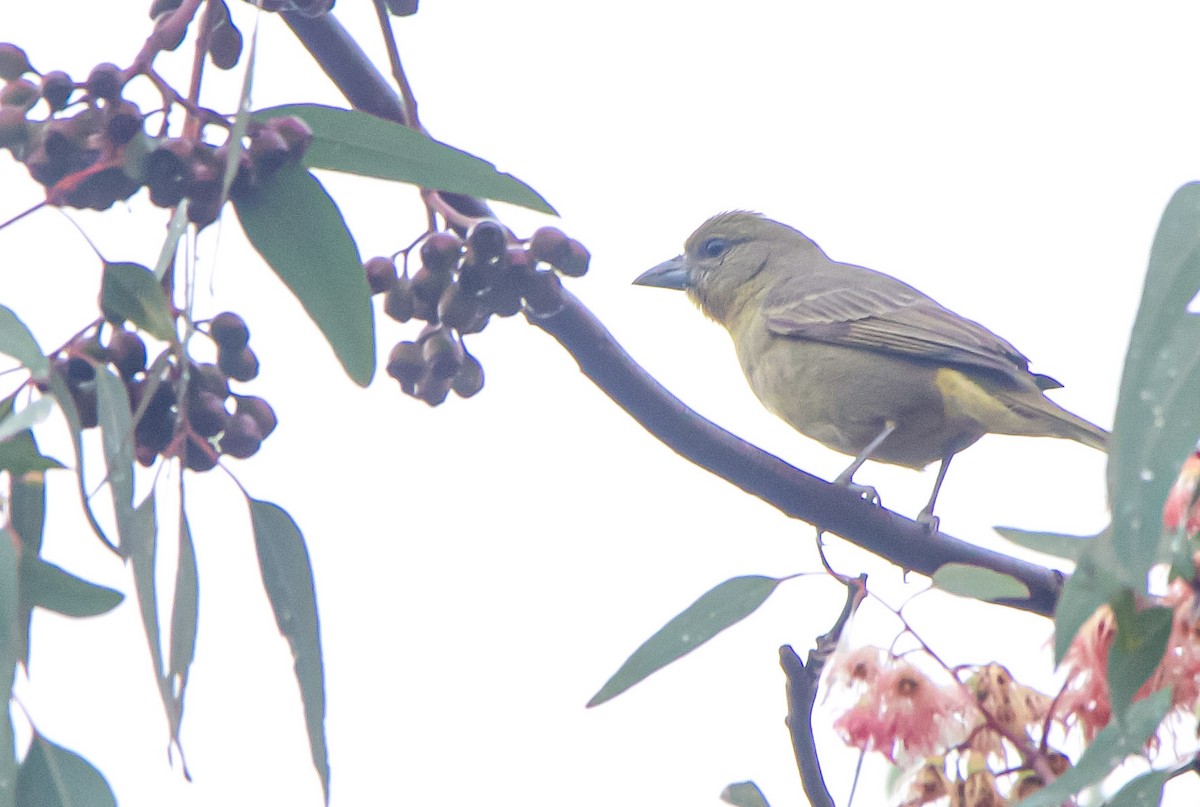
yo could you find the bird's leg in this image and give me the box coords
[916,454,953,532]
[833,421,897,504]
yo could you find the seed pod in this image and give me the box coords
[134,381,177,454]
[465,219,508,266]
[385,341,424,385]
[184,434,220,472]
[188,389,230,438]
[529,226,572,268]
[0,44,32,81]
[57,166,142,211]
[108,330,147,379]
[415,374,452,407]
[210,311,249,351]
[247,126,290,178]
[40,71,74,112]
[85,63,124,101]
[457,259,495,295]
[557,239,591,277]
[192,362,230,397]
[437,283,488,335]
[208,22,243,70]
[0,79,39,112]
[104,99,143,146]
[150,10,188,51]
[235,395,277,438]
[71,382,100,429]
[220,413,263,459]
[383,277,416,322]
[410,265,451,307]
[364,256,398,295]
[64,354,96,383]
[0,106,28,150]
[519,269,564,316]
[452,351,484,398]
[148,0,184,18]
[144,138,193,207]
[420,328,463,379]
[218,345,259,382]
[418,231,463,274]
[269,115,313,159]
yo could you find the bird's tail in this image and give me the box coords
[992,389,1109,452]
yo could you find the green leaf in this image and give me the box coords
[1013,687,1172,807]
[1109,182,1200,586]
[0,531,19,807]
[12,470,45,666]
[993,527,1097,563]
[250,104,556,215]
[1106,591,1171,714]
[932,563,1030,602]
[94,367,141,556]
[1053,556,1124,664]
[588,575,784,707]
[0,396,63,478]
[248,498,329,803]
[0,397,52,444]
[99,262,176,341]
[0,304,47,378]
[167,515,199,703]
[233,165,374,387]
[20,558,122,618]
[16,734,116,807]
[1103,769,1170,807]
[45,372,116,553]
[721,781,771,807]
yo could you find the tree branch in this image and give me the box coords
[278,11,1065,618]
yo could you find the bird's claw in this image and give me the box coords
[916,510,941,533]
[843,481,881,506]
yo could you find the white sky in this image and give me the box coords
[3,1,1200,805]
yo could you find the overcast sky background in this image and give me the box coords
[3,1,1200,805]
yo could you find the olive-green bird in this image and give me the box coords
[634,211,1108,525]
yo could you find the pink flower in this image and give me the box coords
[1163,448,1200,535]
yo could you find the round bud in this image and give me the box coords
[457,259,495,295]
[437,284,487,334]
[528,226,572,268]
[0,78,39,112]
[418,231,463,274]
[415,374,452,407]
[210,311,249,351]
[213,142,255,199]
[192,362,230,398]
[383,277,416,322]
[149,0,184,18]
[144,138,192,207]
[268,115,313,159]
[0,106,28,150]
[108,330,147,379]
[57,166,141,211]
[420,328,463,379]
[385,341,424,386]
[218,345,260,382]
[150,11,188,51]
[104,99,143,146]
[465,219,508,265]
[134,381,177,454]
[247,126,290,178]
[71,382,99,429]
[65,354,96,383]
[40,71,74,112]
[220,413,263,459]
[0,44,32,81]
[519,269,565,316]
[410,265,451,306]
[184,434,219,472]
[208,22,243,70]
[235,395,277,439]
[451,352,484,398]
[557,239,591,277]
[364,256,398,295]
[85,63,124,101]
[188,389,230,438]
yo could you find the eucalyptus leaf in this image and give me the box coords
[932,563,1030,603]
[0,304,47,378]
[20,558,123,618]
[16,734,116,807]
[99,262,176,341]
[589,576,783,707]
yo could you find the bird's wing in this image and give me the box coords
[762,262,1034,380]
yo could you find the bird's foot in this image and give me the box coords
[916,509,941,533]
[842,481,881,507]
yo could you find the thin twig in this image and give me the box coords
[371,0,420,130]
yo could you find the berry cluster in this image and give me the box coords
[0,39,312,226]
[372,222,589,405]
[47,313,276,473]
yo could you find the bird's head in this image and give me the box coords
[634,211,822,324]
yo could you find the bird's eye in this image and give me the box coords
[701,238,729,258]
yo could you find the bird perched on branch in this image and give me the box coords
[634,211,1108,527]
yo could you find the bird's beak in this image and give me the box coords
[633,255,692,290]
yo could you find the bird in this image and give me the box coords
[633,211,1108,526]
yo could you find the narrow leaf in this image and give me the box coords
[0,530,18,807]
[45,373,116,552]
[99,262,176,341]
[11,471,45,665]
[94,367,141,556]
[1103,769,1169,807]
[168,515,199,702]
[993,527,1097,562]
[0,397,52,444]
[1013,687,1172,807]
[20,558,123,618]
[16,734,116,807]
[251,104,556,215]
[0,304,47,378]
[932,563,1030,602]
[1053,557,1124,664]
[1106,594,1172,715]
[233,165,374,387]
[248,498,329,802]
[1109,183,1200,584]
[588,576,783,707]
[721,781,771,807]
